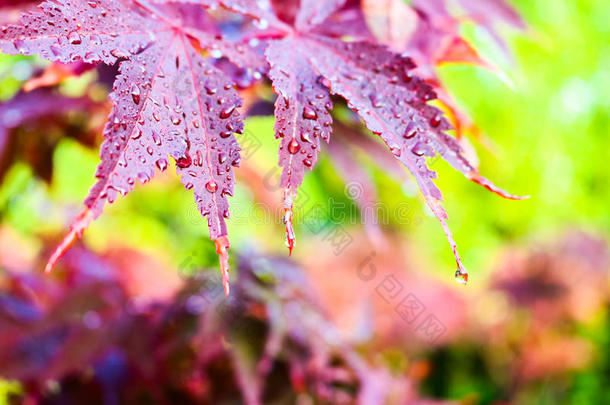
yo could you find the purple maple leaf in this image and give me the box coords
[1,0,527,289]
[0,0,266,296]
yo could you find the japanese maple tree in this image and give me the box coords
[0,0,526,296]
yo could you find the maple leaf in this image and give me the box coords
[298,35,527,280]
[1,0,526,290]
[187,0,524,281]
[0,0,269,296]
[266,37,333,254]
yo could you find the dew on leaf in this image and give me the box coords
[130,84,141,105]
[176,154,192,168]
[302,106,318,120]
[68,31,81,45]
[206,180,218,193]
[288,139,300,154]
[219,105,236,119]
[155,159,168,171]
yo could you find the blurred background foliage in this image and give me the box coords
[0,0,609,404]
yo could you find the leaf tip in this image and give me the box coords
[283,206,295,257]
[45,208,94,275]
[214,236,231,298]
[468,172,528,200]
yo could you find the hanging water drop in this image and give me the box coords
[455,269,468,285]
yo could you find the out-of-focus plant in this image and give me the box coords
[0,237,456,404]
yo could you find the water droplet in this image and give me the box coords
[138,172,150,183]
[253,18,269,29]
[219,105,236,119]
[411,142,427,157]
[155,159,168,171]
[206,180,218,193]
[300,132,312,143]
[455,269,468,285]
[152,131,162,146]
[303,159,312,167]
[302,106,318,120]
[176,154,192,168]
[50,45,61,56]
[288,139,300,154]
[185,182,194,190]
[403,124,417,139]
[68,31,81,45]
[110,48,129,59]
[171,116,181,125]
[430,114,442,128]
[422,91,434,101]
[13,39,25,52]
[369,93,384,108]
[131,84,140,105]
